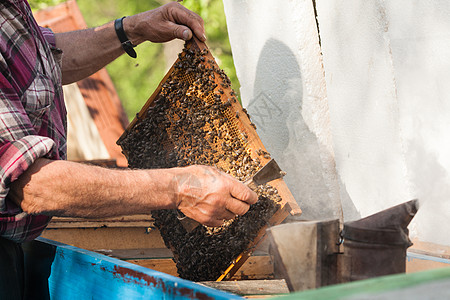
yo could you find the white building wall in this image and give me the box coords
[223,0,343,221]
[315,0,413,218]
[224,0,450,246]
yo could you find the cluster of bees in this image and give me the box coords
[119,42,282,281]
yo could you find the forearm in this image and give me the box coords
[55,21,126,85]
[9,158,177,218]
[55,3,206,85]
[9,158,257,226]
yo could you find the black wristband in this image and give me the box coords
[114,16,137,58]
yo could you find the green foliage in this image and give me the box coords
[183,0,240,98]
[76,0,167,119]
[30,0,239,120]
[29,0,65,10]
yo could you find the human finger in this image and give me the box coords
[228,180,258,205]
[225,197,251,216]
[199,203,236,222]
[192,210,233,227]
[179,201,235,226]
[165,22,193,41]
[168,3,206,41]
[220,208,237,221]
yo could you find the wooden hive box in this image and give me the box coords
[117,38,301,282]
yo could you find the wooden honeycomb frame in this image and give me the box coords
[117,38,301,281]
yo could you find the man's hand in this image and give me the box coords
[56,2,205,84]
[9,159,256,224]
[173,165,258,227]
[124,2,206,45]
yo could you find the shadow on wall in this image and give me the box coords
[247,38,349,220]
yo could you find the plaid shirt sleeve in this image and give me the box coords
[0,68,56,242]
[0,2,65,241]
[40,26,56,47]
[0,72,56,210]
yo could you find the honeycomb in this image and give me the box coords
[117,38,300,281]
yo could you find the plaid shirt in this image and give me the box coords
[0,0,66,242]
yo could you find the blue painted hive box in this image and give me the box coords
[25,237,241,300]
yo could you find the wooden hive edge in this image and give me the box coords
[116,38,206,153]
[115,37,302,281]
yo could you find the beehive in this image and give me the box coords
[117,38,301,281]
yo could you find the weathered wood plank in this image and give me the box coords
[407,252,450,274]
[97,248,173,259]
[231,255,275,280]
[98,248,275,280]
[128,259,179,277]
[127,256,274,281]
[41,227,165,250]
[409,240,450,260]
[198,280,289,296]
[46,215,154,228]
[407,240,450,273]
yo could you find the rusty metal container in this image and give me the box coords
[267,219,341,292]
[341,199,419,282]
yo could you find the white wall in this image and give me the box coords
[224,0,450,246]
[223,0,343,221]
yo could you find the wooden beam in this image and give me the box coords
[407,239,450,273]
[198,279,289,296]
[409,240,450,260]
[96,248,173,259]
[46,215,154,229]
[41,227,165,250]
[95,248,275,280]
